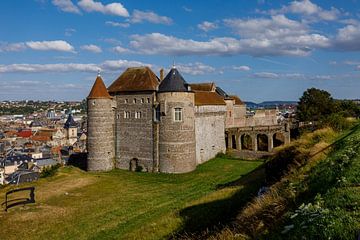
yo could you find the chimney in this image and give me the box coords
[160,68,164,81]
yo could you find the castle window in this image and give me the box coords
[125,99,128,103]
[124,111,130,119]
[229,111,232,117]
[141,98,145,103]
[154,105,160,122]
[147,98,150,103]
[174,108,182,122]
[133,98,137,104]
[135,111,142,119]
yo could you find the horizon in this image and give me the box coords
[1,0,360,102]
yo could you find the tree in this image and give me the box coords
[297,88,336,122]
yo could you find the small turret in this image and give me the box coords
[87,72,115,171]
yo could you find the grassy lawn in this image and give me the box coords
[0,157,263,240]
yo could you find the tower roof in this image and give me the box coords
[158,68,190,93]
[107,67,160,93]
[190,83,216,92]
[88,76,111,99]
[64,114,77,129]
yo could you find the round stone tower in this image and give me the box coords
[157,67,196,173]
[87,73,115,171]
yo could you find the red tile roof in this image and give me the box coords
[17,130,32,138]
[195,92,226,106]
[88,76,112,99]
[108,67,159,93]
[229,95,245,105]
[190,83,215,92]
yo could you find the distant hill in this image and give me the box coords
[244,101,298,109]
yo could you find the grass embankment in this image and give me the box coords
[0,157,262,240]
[211,124,360,239]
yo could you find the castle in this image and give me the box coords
[87,66,289,173]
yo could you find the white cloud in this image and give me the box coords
[0,42,26,52]
[112,46,130,54]
[197,21,218,32]
[0,60,150,73]
[182,6,192,12]
[270,0,340,21]
[52,0,81,14]
[78,0,129,17]
[176,62,216,75]
[253,72,279,78]
[105,21,130,28]
[131,10,172,25]
[130,29,330,57]
[65,28,76,36]
[333,23,360,51]
[233,65,251,71]
[80,44,102,53]
[25,40,75,52]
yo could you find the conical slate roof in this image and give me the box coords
[64,114,77,129]
[158,67,190,93]
[88,76,111,99]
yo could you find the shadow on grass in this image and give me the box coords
[170,165,265,239]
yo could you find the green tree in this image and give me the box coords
[297,88,336,122]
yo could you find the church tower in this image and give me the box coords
[64,113,78,145]
[87,72,115,171]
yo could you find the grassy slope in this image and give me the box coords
[210,124,360,240]
[0,157,262,240]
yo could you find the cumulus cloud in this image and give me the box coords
[1,40,76,53]
[130,29,329,57]
[198,21,218,32]
[130,10,173,25]
[271,0,340,21]
[78,0,129,17]
[176,62,216,75]
[52,0,81,14]
[25,40,75,52]
[105,21,130,28]
[333,23,360,51]
[0,60,150,73]
[233,65,251,71]
[112,46,131,54]
[80,44,102,53]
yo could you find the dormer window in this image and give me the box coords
[174,108,182,122]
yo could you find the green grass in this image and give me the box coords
[0,157,262,240]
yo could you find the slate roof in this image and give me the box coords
[194,92,226,106]
[158,68,191,93]
[108,67,160,93]
[215,87,229,98]
[30,120,43,128]
[88,76,112,99]
[190,83,215,92]
[64,114,77,129]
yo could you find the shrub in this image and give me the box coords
[40,164,61,178]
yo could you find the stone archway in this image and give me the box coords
[232,135,237,149]
[129,158,139,171]
[273,132,285,148]
[241,134,253,150]
[257,134,268,152]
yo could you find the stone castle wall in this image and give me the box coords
[158,92,196,173]
[114,92,156,172]
[87,98,115,171]
[195,105,226,164]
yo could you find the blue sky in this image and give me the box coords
[0,0,359,102]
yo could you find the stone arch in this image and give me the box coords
[241,134,253,150]
[129,158,139,171]
[232,135,237,149]
[273,132,285,148]
[257,134,268,152]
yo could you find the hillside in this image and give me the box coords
[0,158,262,240]
[210,123,360,239]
